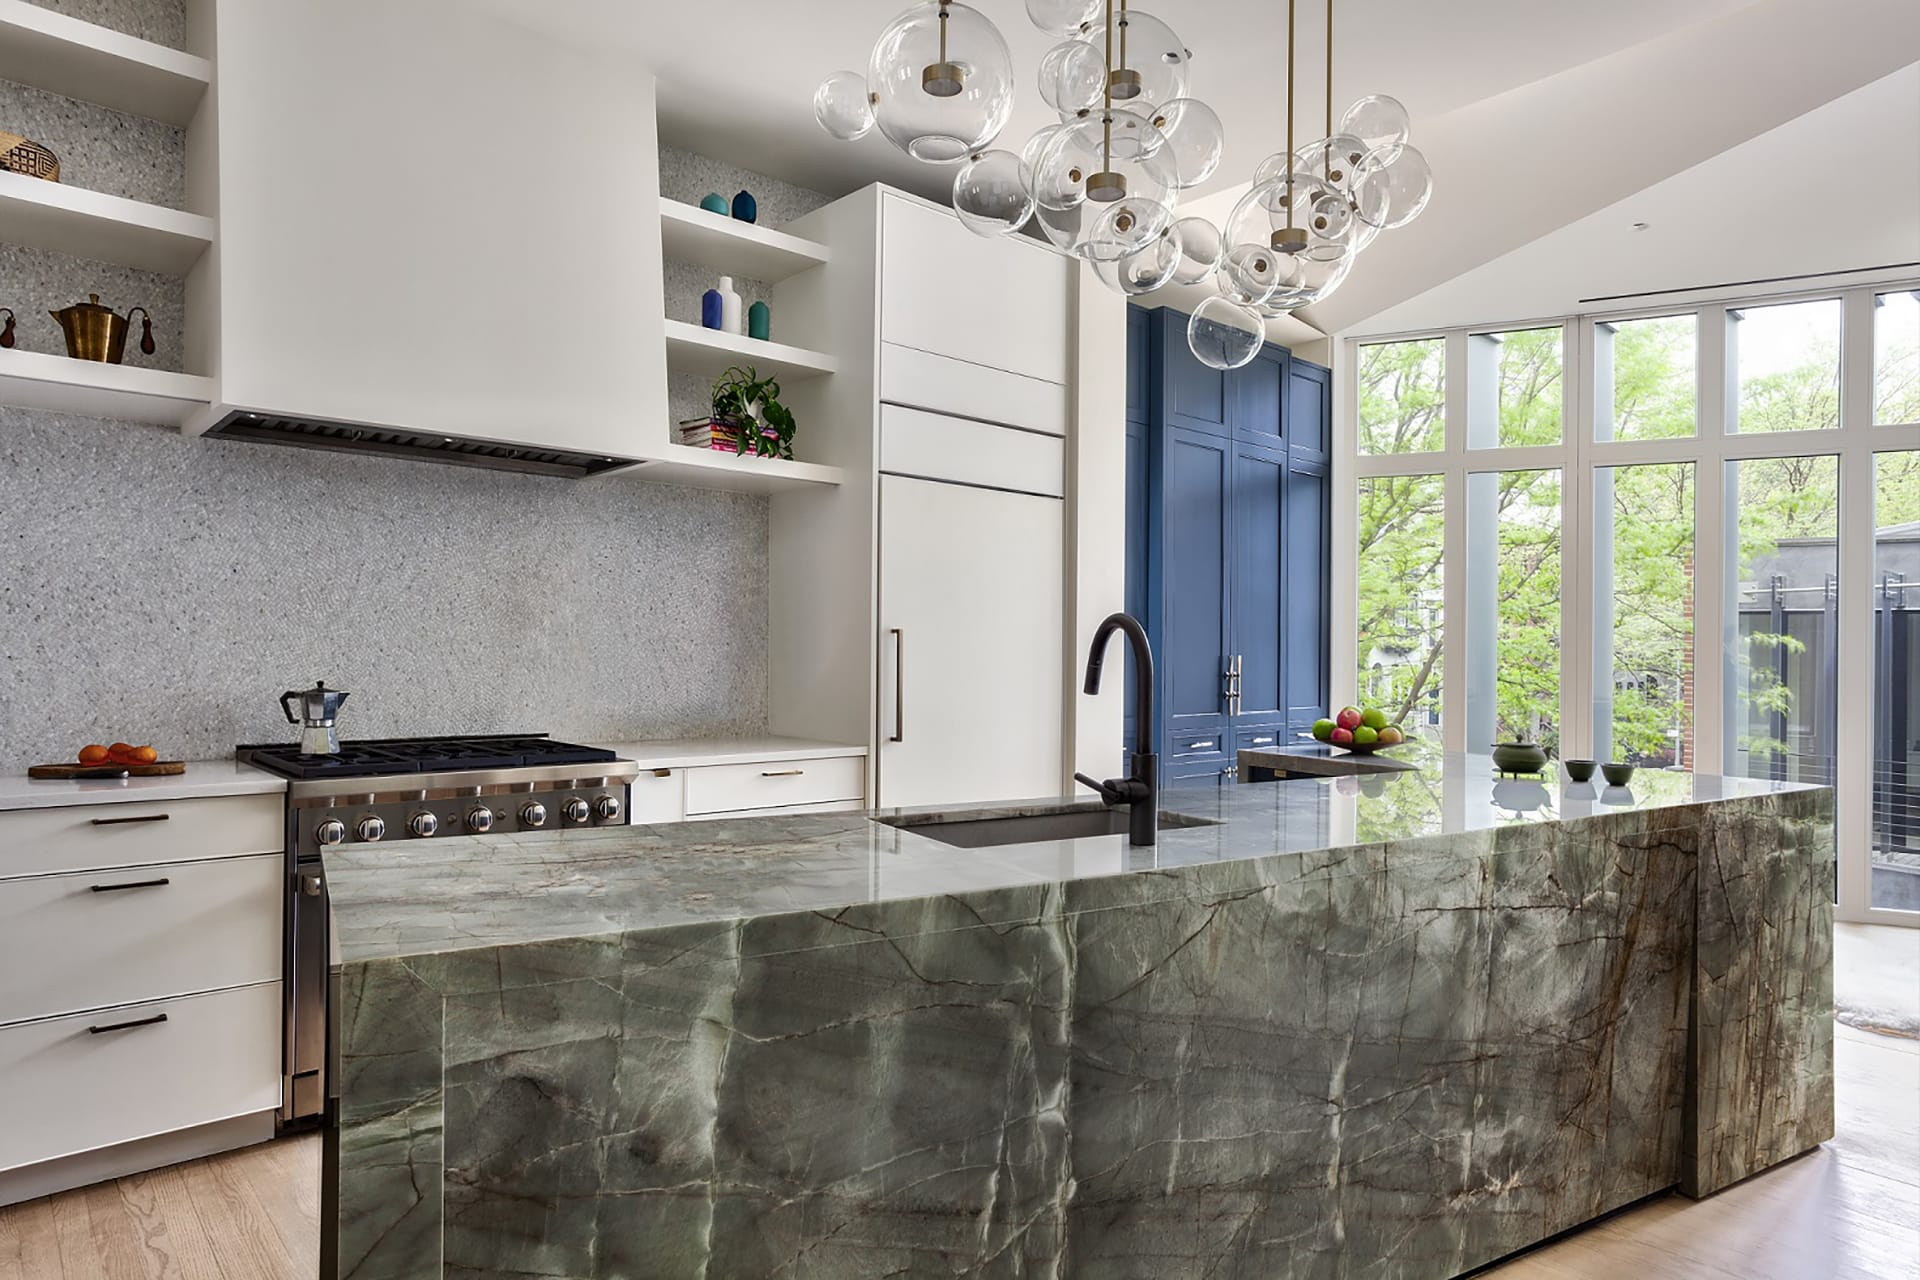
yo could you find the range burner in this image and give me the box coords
[237,733,619,780]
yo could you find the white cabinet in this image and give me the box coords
[880,195,1070,386]
[877,473,1065,808]
[627,768,686,826]
[194,0,664,458]
[612,740,870,825]
[684,755,865,818]
[0,792,281,878]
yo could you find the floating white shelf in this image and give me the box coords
[658,199,829,283]
[615,446,845,494]
[0,1,210,126]
[663,319,838,382]
[0,348,212,427]
[0,171,213,274]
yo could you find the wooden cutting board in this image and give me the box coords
[28,761,187,779]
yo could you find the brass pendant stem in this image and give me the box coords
[1283,0,1298,241]
[938,0,949,63]
[1325,0,1334,180]
[1102,0,1114,169]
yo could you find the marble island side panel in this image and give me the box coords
[324,784,1832,1280]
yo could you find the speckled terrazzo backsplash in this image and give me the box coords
[657,147,829,426]
[0,408,770,770]
[0,77,185,207]
[23,0,183,49]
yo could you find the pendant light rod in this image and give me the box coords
[1273,0,1305,253]
[1087,0,1127,203]
[1326,0,1334,147]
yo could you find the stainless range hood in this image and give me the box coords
[203,410,634,479]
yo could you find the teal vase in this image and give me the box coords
[748,300,770,341]
[698,192,728,215]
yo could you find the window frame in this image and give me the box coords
[1335,277,1920,927]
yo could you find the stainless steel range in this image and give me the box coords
[237,733,638,1128]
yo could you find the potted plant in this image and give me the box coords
[709,366,797,460]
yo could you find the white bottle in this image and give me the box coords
[718,276,743,336]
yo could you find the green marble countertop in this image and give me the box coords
[325,748,1822,965]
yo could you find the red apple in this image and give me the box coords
[1330,726,1355,746]
[1336,706,1363,731]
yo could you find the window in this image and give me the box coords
[1725,456,1838,786]
[1597,315,1695,441]
[1358,338,1445,454]
[1873,451,1920,911]
[1732,298,1840,433]
[1594,464,1695,766]
[1467,469,1562,751]
[1469,327,1562,448]
[1876,291,1920,426]
[1357,475,1444,735]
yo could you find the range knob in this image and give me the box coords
[408,811,439,838]
[465,806,496,833]
[520,802,548,828]
[356,815,387,843]
[315,818,347,847]
[562,797,590,824]
[593,794,622,822]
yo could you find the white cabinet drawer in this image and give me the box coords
[0,793,284,880]
[880,404,1066,496]
[683,756,864,817]
[0,982,282,1173]
[627,768,687,826]
[880,343,1069,437]
[880,195,1070,386]
[0,853,283,1026]
[689,799,863,821]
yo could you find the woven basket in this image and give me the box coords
[0,131,59,181]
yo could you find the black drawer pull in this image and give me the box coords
[89,813,171,827]
[88,1012,168,1035]
[90,877,171,893]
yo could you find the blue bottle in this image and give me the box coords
[699,192,728,215]
[731,190,757,224]
[701,286,724,330]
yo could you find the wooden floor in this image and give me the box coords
[1,958,1913,1278]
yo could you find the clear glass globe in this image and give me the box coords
[1264,242,1354,313]
[1026,0,1099,37]
[1341,94,1411,164]
[952,149,1034,236]
[1107,8,1190,110]
[1216,243,1288,305]
[869,1,1017,164]
[1031,201,1087,254]
[1167,215,1222,285]
[1083,191,1174,262]
[1353,142,1432,229]
[1292,132,1369,193]
[1188,295,1264,370]
[814,71,876,141]
[1031,113,1176,216]
[1091,223,1183,296]
[1037,38,1105,116]
[1149,98,1223,189]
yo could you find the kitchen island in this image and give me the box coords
[323,753,1832,1279]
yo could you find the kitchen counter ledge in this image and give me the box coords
[324,749,1833,1280]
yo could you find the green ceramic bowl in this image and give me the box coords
[1491,742,1548,774]
[1601,762,1636,786]
[1562,759,1598,783]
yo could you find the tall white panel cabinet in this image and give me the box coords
[767,189,1076,808]
[187,0,666,458]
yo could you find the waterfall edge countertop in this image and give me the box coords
[325,747,1818,965]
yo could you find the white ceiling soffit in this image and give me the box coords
[1301,0,1920,334]
[1357,63,1920,337]
[478,0,1766,206]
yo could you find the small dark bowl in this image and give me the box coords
[1563,759,1597,783]
[1601,762,1636,786]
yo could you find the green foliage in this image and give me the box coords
[709,366,797,460]
[1358,339,1443,454]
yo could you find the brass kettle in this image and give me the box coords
[51,294,154,364]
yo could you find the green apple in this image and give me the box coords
[1311,718,1336,742]
[1376,725,1404,746]
[1352,725,1379,746]
[1360,707,1388,730]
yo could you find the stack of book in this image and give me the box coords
[677,418,743,452]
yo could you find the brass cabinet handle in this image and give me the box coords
[651,768,673,778]
[89,812,170,827]
[890,628,905,743]
[761,769,805,777]
[89,877,170,893]
[88,1012,168,1035]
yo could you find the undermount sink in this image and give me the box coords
[881,806,1218,850]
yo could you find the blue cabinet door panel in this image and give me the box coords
[1160,427,1230,745]
[1123,416,1148,748]
[1232,442,1286,725]
[1288,359,1331,462]
[1157,308,1231,438]
[1230,347,1287,450]
[1126,306,1150,426]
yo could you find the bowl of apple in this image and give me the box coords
[1311,706,1406,754]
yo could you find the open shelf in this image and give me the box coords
[658,199,828,283]
[0,171,213,273]
[614,446,845,494]
[0,1,210,126]
[0,347,212,426]
[663,319,837,382]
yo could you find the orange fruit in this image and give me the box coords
[129,746,158,765]
[108,742,132,756]
[77,744,109,764]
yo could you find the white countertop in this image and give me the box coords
[596,737,867,769]
[0,760,288,811]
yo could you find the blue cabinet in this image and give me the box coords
[1125,306,1332,781]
